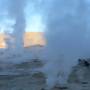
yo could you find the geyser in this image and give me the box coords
[7,0,26,49]
[42,0,90,89]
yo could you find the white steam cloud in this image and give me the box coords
[42,0,90,89]
[7,0,27,49]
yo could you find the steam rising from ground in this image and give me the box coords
[42,0,90,89]
[6,0,26,49]
[1,0,90,89]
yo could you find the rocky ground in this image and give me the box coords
[0,59,46,90]
[0,58,89,90]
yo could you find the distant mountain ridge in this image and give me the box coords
[0,32,46,48]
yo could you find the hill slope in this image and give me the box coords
[0,32,46,48]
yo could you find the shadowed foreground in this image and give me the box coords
[0,59,90,90]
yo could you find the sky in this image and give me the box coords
[0,0,45,33]
[0,0,90,88]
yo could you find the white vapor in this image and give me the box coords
[7,0,27,49]
[42,0,90,89]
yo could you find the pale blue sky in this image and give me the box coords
[0,0,45,33]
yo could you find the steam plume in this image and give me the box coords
[7,0,26,49]
[43,0,90,89]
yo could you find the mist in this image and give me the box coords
[0,0,90,89]
[6,0,27,49]
[42,0,90,89]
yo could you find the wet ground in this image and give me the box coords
[0,59,89,90]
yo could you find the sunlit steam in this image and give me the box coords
[6,0,26,49]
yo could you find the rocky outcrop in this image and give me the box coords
[68,58,90,83]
